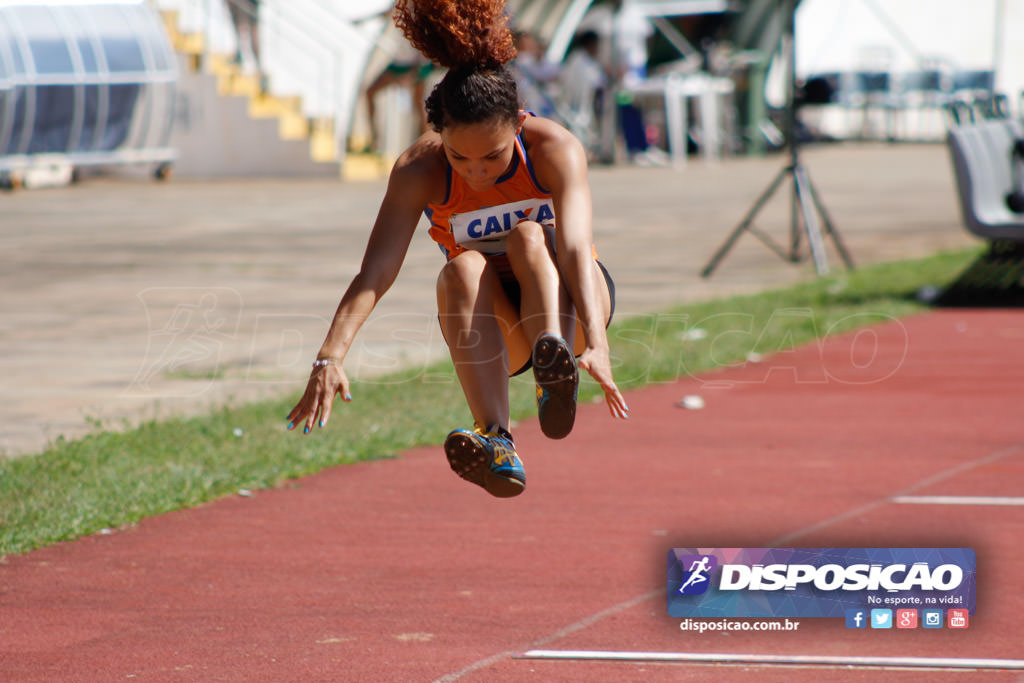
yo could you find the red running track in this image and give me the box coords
[2,310,1023,681]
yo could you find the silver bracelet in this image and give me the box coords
[312,358,339,369]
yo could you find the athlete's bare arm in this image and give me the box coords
[525,117,628,419]
[287,138,446,433]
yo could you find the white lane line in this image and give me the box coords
[772,443,1023,545]
[519,650,1024,670]
[432,590,660,683]
[891,496,1024,506]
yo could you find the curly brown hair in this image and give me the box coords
[394,0,516,69]
[394,0,521,131]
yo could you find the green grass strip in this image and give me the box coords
[0,248,980,556]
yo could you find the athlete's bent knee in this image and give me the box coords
[507,220,548,257]
[437,250,486,298]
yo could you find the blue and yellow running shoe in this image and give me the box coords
[532,333,579,440]
[444,424,525,498]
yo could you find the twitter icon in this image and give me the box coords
[870,609,893,629]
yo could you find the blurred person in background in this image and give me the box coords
[511,30,562,119]
[363,40,435,153]
[228,0,261,78]
[611,0,670,166]
[559,30,608,156]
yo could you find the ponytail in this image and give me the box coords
[394,0,521,130]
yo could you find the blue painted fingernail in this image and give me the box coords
[344,394,352,401]
[303,426,309,434]
[318,419,324,428]
[287,421,294,429]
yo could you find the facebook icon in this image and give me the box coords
[845,609,867,629]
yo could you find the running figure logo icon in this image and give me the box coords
[677,555,717,595]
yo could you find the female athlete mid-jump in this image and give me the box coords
[287,0,629,497]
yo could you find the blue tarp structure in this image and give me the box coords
[0,0,177,178]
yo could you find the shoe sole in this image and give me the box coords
[532,334,578,440]
[444,433,525,498]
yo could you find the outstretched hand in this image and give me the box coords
[577,346,629,420]
[286,362,352,434]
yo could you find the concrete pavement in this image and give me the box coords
[0,142,977,456]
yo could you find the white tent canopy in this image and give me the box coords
[794,0,1023,98]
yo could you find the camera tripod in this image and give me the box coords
[700,0,854,278]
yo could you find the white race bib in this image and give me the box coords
[449,198,555,253]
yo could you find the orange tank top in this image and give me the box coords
[424,134,554,259]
